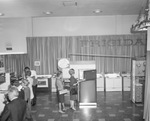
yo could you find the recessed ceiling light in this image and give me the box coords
[43,11,53,15]
[93,9,102,14]
[0,13,4,16]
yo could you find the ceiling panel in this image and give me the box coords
[0,0,148,18]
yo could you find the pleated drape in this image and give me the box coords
[26,37,70,75]
[26,33,146,75]
[2,33,146,76]
[4,54,29,76]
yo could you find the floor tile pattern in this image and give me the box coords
[31,91,144,121]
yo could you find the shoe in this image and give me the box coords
[59,110,65,113]
[31,103,36,106]
[70,107,76,111]
[63,108,66,111]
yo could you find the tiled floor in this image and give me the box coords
[31,91,144,121]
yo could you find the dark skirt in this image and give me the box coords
[70,94,77,100]
[70,86,78,100]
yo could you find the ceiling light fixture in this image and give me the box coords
[93,9,102,14]
[43,11,53,15]
[0,13,4,16]
[131,0,149,33]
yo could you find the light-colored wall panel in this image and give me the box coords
[0,15,138,54]
[33,15,137,36]
[0,18,32,55]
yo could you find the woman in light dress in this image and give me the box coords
[55,71,66,113]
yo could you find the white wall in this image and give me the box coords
[33,15,137,36]
[0,15,138,54]
[0,18,32,55]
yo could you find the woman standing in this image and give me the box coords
[55,71,66,113]
[25,71,34,103]
[69,68,78,111]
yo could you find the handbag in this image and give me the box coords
[70,87,78,95]
[59,89,68,95]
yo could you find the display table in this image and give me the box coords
[121,73,131,91]
[96,74,104,91]
[36,75,51,92]
[105,73,122,91]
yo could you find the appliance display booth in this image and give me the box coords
[62,60,97,108]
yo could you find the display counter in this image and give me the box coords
[105,73,122,91]
[121,73,131,91]
[78,69,97,108]
[96,74,104,91]
[36,75,51,92]
[79,79,97,107]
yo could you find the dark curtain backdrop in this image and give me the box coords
[3,33,146,76]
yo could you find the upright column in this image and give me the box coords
[143,1,150,120]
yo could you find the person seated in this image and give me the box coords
[0,86,27,121]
